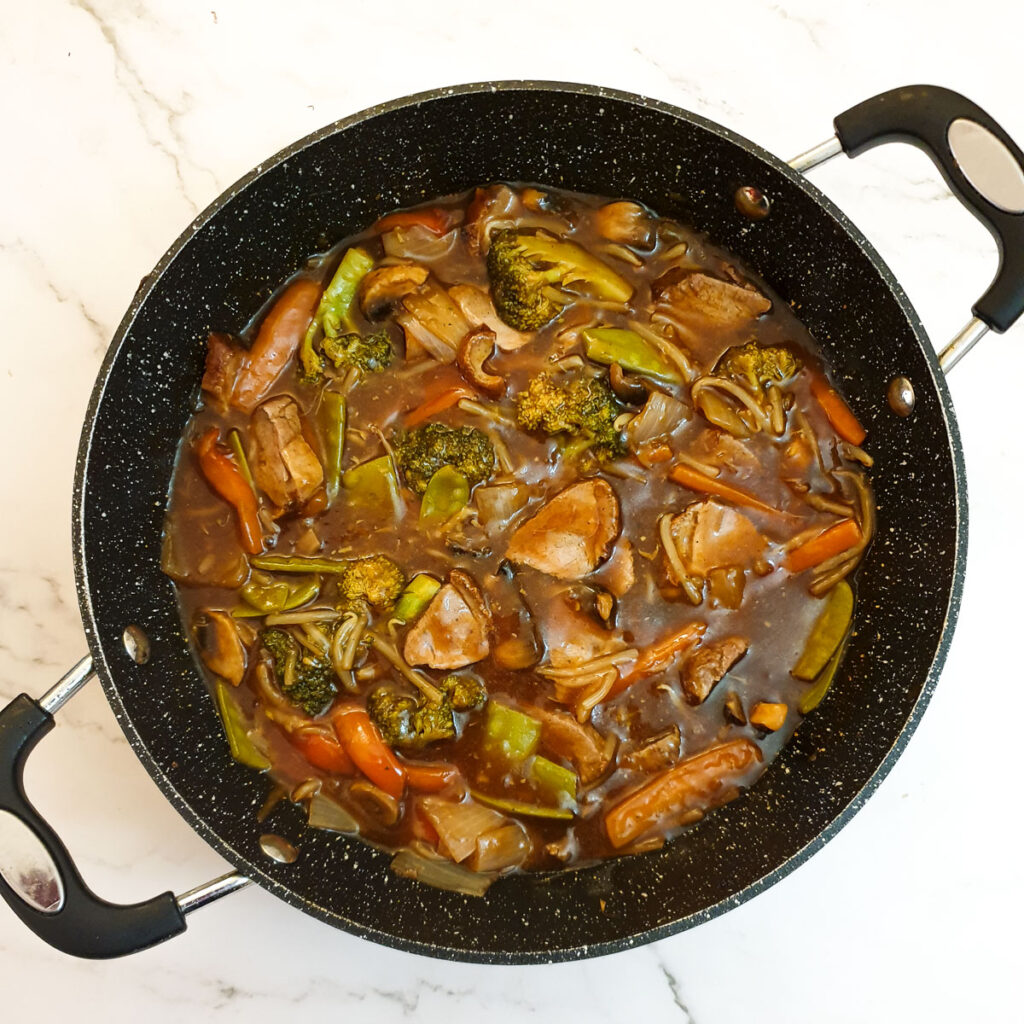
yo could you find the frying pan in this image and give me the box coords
[2,81,1022,963]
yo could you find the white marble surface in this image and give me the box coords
[2,1,1023,1020]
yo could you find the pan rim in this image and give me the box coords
[70,79,967,963]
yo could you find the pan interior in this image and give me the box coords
[73,82,963,963]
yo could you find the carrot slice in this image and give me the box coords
[785,519,862,574]
[290,731,355,775]
[405,370,478,427]
[604,738,761,848]
[810,375,866,446]
[403,762,460,793]
[668,463,785,518]
[374,208,451,236]
[194,428,264,554]
[608,621,707,698]
[332,707,406,800]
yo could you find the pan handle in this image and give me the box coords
[0,656,248,958]
[791,85,1024,360]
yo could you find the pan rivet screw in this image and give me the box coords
[260,834,299,864]
[734,186,771,219]
[888,376,915,416]
[122,625,150,664]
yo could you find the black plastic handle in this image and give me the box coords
[0,694,186,958]
[834,85,1024,333]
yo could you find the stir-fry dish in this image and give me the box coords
[163,184,874,893]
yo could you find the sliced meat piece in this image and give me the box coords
[506,479,621,581]
[248,396,324,509]
[541,594,624,669]
[690,428,763,475]
[403,570,491,669]
[681,636,748,705]
[620,726,680,774]
[594,539,635,597]
[449,283,531,351]
[201,332,245,414]
[656,272,771,330]
[668,499,765,580]
[534,707,617,785]
[359,263,429,319]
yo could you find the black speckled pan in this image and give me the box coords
[5,81,1024,963]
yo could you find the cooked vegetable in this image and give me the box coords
[668,463,785,518]
[389,849,493,896]
[403,761,460,793]
[290,729,354,774]
[262,628,337,716]
[214,681,270,770]
[374,207,451,235]
[786,520,862,574]
[319,390,346,504]
[240,573,320,614]
[810,374,867,446]
[322,329,393,374]
[457,325,504,396]
[583,327,683,384]
[420,466,470,526]
[332,706,406,800]
[342,454,403,517]
[392,573,442,624]
[798,640,846,714]
[308,792,359,833]
[360,264,430,319]
[514,372,624,459]
[605,738,761,848]
[227,429,256,494]
[750,702,787,731]
[392,422,495,495]
[366,688,456,750]
[251,553,403,612]
[529,756,578,808]
[440,672,488,711]
[715,341,799,390]
[300,247,375,380]
[194,610,247,685]
[194,428,263,554]
[610,621,707,698]
[405,376,477,427]
[470,790,574,821]
[486,230,634,331]
[792,581,854,681]
[483,702,541,763]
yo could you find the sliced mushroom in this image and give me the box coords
[359,263,429,319]
[194,609,246,685]
[403,570,491,670]
[608,363,648,405]
[456,325,504,396]
[723,691,746,725]
[506,479,621,581]
[681,636,748,705]
[248,395,324,509]
[620,726,680,773]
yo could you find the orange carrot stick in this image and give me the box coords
[668,463,785,518]
[332,707,406,800]
[402,762,460,793]
[608,621,707,698]
[405,370,478,427]
[290,731,355,775]
[785,518,862,574]
[194,428,264,554]
[810,375,867,446]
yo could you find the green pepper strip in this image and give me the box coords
[320,390,346,504]
[251,554,354,574]
[792,581,854,681]
[798,638,847,715]
[227,429,257,494]
[214,681,270,770]
[483,702,540,763]
[239,573,320,613]
[420,466,469,526]
[300,247,375,379]
[392,573,441,624]
[470,789,575,821]
[583,327,683,384]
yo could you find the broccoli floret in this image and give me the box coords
[486,230,634,332]
[335,555,405,611]
[392,423,495,495]
[262,627,336,717]
[440,673,488,711]
[366,689,456,750]
[322,329,393,374]
[715,341,800,392]
[514,372,625,460]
